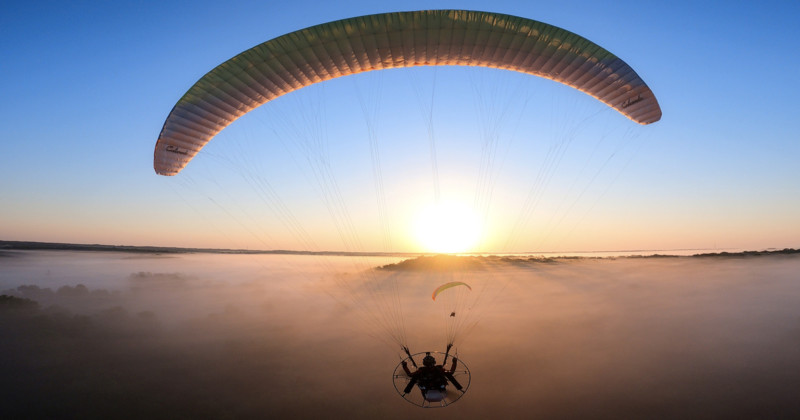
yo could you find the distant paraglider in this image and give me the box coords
[432,281,472,301]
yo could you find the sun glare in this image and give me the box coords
[413,201,482,254]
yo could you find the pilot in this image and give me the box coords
[401,352,462,402]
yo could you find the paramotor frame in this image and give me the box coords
[391,351,471,408]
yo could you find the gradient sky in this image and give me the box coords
[2,0,799,253]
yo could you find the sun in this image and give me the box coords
[413,200,482,254]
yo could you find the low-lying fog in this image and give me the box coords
[2,250,799,419]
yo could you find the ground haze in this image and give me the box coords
[2,250,799,419]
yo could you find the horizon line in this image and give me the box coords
[1,240,794,258]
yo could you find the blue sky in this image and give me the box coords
[2,0,799,252]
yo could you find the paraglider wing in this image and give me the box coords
[432,281,472,301]
[154,10,661,176]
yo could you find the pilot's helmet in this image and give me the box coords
[422,353,436,367]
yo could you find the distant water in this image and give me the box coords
[480,247,751,258]
[0,249,404,291]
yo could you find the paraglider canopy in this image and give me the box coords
[432,281,472,301]
[154,9,661,176]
